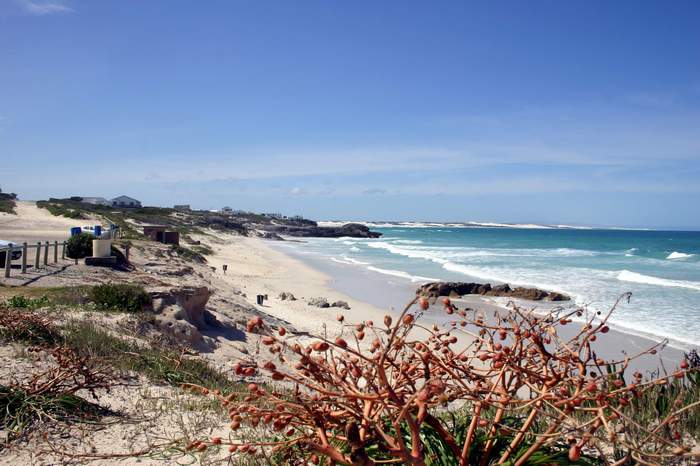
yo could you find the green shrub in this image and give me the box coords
[171,245,206,263]
[192,244,214,256]
[36,200,85,219]
[5,295,50,309]
[89,283,151,313]
[63,321,239,391]
[0,199,16,214]
[66,232,94,259]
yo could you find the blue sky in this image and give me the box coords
[1,0,699,228]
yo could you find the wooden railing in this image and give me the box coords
[1,240,69,278]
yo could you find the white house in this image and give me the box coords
[111,195,142,208]
[82,197,110,206]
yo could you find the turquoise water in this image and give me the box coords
[288,227,700,349]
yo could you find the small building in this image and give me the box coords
[220,206,233,214]
[111,195,142,208]
[81,197,110,206]
[263,212,283,219]
[174,204,191,211]
[143,225,179,245]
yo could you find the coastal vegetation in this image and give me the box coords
[34,197,381,240]
[0,294,241,442]
[187,295,699,465]
[171,244,208,264]
[3,284,148,314]
[65,231,94,258]
[0,190,17,214]
[89,283,151,313]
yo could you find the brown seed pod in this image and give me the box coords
[418,297,430,311]
[335,337,348,348]
[312,341,330,352]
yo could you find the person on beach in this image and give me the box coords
[222,264,228,274]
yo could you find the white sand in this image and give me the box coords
[0,200,91,243]
[203,234,388,336]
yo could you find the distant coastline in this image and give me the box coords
[318,220,700,231]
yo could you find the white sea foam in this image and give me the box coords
[617,270,700,291]
[465,221,554,229]
[365,266,438,283]
[367,241,599,260]
[394,239,423,244]
[330,257,356,265]
[330,256,370,266]
[349,246,360,252]
[667,251,694,260]
[341,255,369,265]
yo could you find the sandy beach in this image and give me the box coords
[205,233,693,376]
[202,234,390,337]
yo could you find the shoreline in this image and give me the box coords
[261,237,695,373]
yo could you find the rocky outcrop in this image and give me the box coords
[307,297,330,308]
[331,300,351,310]
[307,297,352,309]
[150,286,217,348]
[265,223,381,238]
[278,291,297,301]
[416,282,569,302]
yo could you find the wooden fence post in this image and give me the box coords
[53,241,58,263]
[61,241,66,260]
[4,245,12,278]
[35,242,41,269]
[43,241,49,266]
[21,243,27,273]
[125,243,130,263]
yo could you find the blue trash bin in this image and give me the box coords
[70,227,81,236]
[94,225,102,237]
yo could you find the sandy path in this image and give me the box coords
[0,200,89,243]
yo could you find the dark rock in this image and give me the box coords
[265,223,381,239]
[416,282,569,302]
[331,300,351,310]
[308,297,330,308]
[278,291,297,301]
[487,284,512,295]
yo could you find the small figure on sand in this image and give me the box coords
[222,264,228,274]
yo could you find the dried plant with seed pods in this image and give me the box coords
[0,345,112,440]
[186,293,699,465]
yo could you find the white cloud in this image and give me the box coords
[15,0,72,15]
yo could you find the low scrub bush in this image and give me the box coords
[0,192,16,214]
[0,346,110,440]
[0,308,62,346]
[36,200,85,219]
[63,321,239,392]
[5,295,50,310]
[65,232,94,258]
[89,283,151,313]
[192,244,214,256]
[187,294,698,465]
[171,245,207,263]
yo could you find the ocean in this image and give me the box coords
[278,224,700,350]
